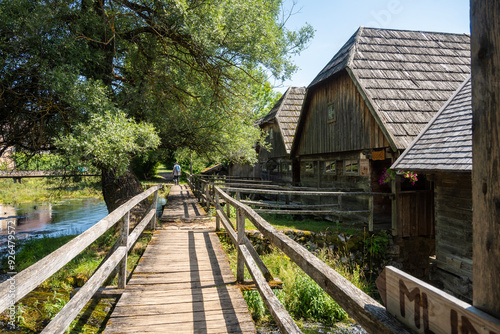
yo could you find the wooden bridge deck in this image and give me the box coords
[104,185,256,334]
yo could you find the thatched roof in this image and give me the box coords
[308,27,471,150]
[392,76,472,172]
[259,87,306,154]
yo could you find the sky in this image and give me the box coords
[274,0,470,93]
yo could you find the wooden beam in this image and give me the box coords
[376,266,500,333]
[41,246,127,334]
[239,245,301,334]
[471,0,500,318]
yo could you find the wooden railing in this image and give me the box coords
[187,173,390,232]
[187,174,410,333]
[0,185,162,334]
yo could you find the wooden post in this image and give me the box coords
[471,0,500,317]
[205,182,210,207]
[236,208,245,283]
[215,191,220,231]
[117,211,129,289]
[338,195,343,224]
[150,189,159,230]
[368,195,374,232]
[391,176,401,237]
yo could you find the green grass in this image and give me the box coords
[212,205,363,235]
[218,234,369,327]
[0,226,153,333]
[0,177,102,204]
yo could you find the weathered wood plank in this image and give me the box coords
[471,0,500,317]
[41,246,127,334]
[377,266,500,333]
[103,227,255,333]
[239,244,301,334]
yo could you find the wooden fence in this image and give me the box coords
[0,185,162,333]
[187,173,410,334]
[188,173,391,232]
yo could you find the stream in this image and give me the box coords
[0,197,166,249]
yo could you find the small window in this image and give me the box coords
[269,127,274,140]
[344,160,359,175]
[327,102,336,122]
[325,161,336,174]
[305,162,314,174]
[281,162,291,173]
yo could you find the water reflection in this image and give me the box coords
[0,196,166,248]
[0,199,108,246]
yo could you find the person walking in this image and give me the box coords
[172,162,181,185]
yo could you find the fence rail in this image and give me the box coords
[0,185,162,333]
[187,173,410,334]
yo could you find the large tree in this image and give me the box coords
[0,0,313,211]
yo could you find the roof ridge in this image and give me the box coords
[361,26,470,37]
[346,27,363,69]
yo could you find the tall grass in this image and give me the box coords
[218,234,370,327]
[0,177,102,204]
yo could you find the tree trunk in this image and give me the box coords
[101,167,144,213]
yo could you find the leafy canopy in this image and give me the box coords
[0,0,314,172]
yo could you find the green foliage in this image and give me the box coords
[131,151,162,180]
[1,0,313,177]
[287,273,348,324]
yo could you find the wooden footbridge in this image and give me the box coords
[6,176,476,333]
[104,185,255,333]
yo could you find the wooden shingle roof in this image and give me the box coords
[259,87,306,154]
[392,76,472,172]
[309,27,471,150]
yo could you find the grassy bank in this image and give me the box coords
[0,229,152,333]
[0,177,102,205]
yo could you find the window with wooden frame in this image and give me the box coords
[327,102,336,123]
[325,161,336,174]
[344,160,359,175]
[304,162,314,174]
[281,162,291,173]
[269,127,274,140]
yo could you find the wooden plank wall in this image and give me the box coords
[432,172,473,301]
[297,70,390,156]
[398,190,434,237]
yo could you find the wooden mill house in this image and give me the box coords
[392,76,473,301]
[257,87,306,184]
[290,27,470,277]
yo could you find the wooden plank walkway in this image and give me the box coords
[104,185,256,334]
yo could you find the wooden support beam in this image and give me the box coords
[471,0,500,318]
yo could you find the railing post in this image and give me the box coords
[117,211,130,289]
[215,191,220,231]
[226,194,231,219]
[236,207,245,283]
[150,189,159,230]
[205,182,210,207]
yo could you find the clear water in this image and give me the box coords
[0,196,166,249]
[0,198,108,247]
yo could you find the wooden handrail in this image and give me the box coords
[0,184,162,333]
[186,172,411,334]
